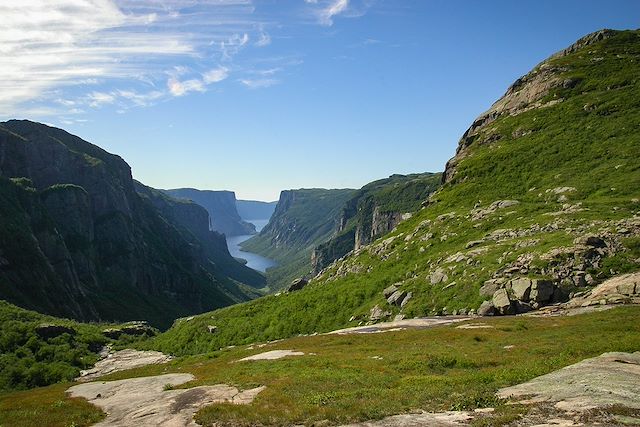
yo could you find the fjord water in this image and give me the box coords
[226,219,276,272]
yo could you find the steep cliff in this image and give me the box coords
[241,188,355,290]
[163,188,255,236]
[0,120,260,328]
[312,173,442,273]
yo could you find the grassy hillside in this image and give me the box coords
[146,29,640,354]
[241,188,355,290]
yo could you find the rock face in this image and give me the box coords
[497,352,640,412]
[163,188,256,236]
[312,173,442,274]
[68,373,265,426]
[0,120,261,328]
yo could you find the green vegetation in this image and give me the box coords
[5,307,638,426]
[241,188,356,290]
[0,300,147,393]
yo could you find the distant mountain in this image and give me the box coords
[312,173,442,273]
[241,188,356,290]
[163,188,255,236]
[0,120,262,328]
[236,199,277,221]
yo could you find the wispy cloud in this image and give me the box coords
[320,0,349,25]
[305,0,373,26]
[0,0,258,116]
[239,78,279,89]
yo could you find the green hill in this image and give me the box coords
[147,29,640,356]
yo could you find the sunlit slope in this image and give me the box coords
[149,29,640,355]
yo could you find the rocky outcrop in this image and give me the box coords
[163,188,256,236]
[287,278,308,292]
[0,120,260,328]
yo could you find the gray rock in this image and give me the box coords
[465,240,483,249]
[479,278,506,297]
[477,300,496,316]
[369,305,391,321]
[430,268,448,285]
[492,289,513,314]
[616,281,637,295]
[288,278,308,292]
[530,279,555,302]
[400,292,413,308]
[383,284,398,298]
[514,300,532,314]
[510,278,532,301]
[387,290,407,306]
[574,235,606,248]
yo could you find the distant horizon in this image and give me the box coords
[2,1,638,200]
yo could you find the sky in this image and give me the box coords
[1,1,639,201]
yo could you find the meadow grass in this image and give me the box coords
[3,306,637,426]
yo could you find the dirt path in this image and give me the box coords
[67,373,265,426]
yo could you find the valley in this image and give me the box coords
[0,25,639,427]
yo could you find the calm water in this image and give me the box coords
[226,219,276,272]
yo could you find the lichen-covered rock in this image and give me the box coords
[510,278,532,301]
[387,290,407,306]
[492,289,514,315]
[478,300,496,316]
[530,279,555,302]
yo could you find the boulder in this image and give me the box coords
[35,324,76,339]
[616,281,637,296]
[369,305,391,321]
[479,278,506,297]
[478,300,496,316]
[530,279,555,302]
[514,300,532,314]
[400,292,413,308]
[288,278,308,292]
[430,268,448,285]
[492,289,514,315]
[387,290,407,306]
[383,284,398,298]
[510,278,532,301]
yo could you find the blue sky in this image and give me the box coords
[1,0,639,201]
